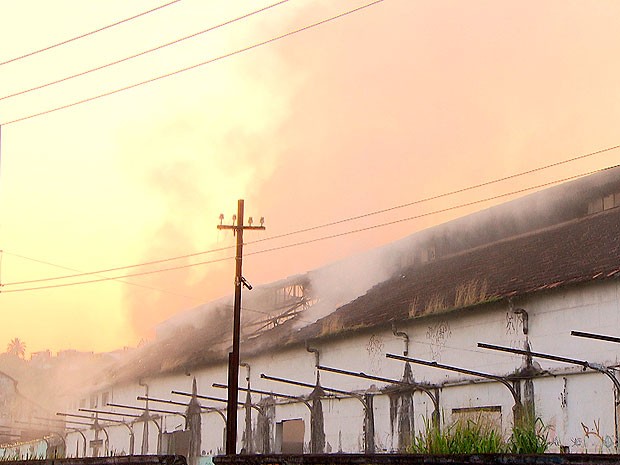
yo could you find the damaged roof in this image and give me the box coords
[105,205,620,386]
[288,206,620,342]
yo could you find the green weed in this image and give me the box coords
[508,415,549,454]
[408,414,549,454]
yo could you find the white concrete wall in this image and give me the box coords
[66,279,620,455]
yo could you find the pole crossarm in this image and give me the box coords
[57,412,101,427]
[316,364,440,414]
[571,330,620,344]
[213,382,300,401]
[217,226,266,232]
[137,395,210,410]
[172,390,242,407]
[79,408,140,418]
[260,373,361,412]
[170,391,230,424]
[386,353,522,407]
[477,342,590,367]
[58,412,128,425]
[171,390,261,413]
[55,419,96,428]
[477,342,620,393]
[137,395,188,406]
[317,364,437,391]
[213,382,312,410]
[260,373,350,397]
[107,402,185,418]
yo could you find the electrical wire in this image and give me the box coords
[246,144,620,248]
[3,251,314,320]
[2,245,234,286]
[0,0,290,102]
[241,165,617,259]
[3,252,206,302]
[0,124,2,221]
[0,254,234,293]
[1,164,615,294]
[1,0,386,126]
[2,252,306,323]
[0,0,182,66]
[2,143,618,287]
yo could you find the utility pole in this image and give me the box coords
[217,199,265,455]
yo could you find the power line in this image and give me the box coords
[241,165,618,260]
[0,125,3,211]
[0,253,235,293]
[1,251,301,320]
[3,251,206,302]
[0,0,290,102]
[2,143,618,287]
[2,245,235,286]
[246,144,620,247]
[1,0,386,126]
[1,164,615,294]
[8,253,317,324]
[0,0,182,66]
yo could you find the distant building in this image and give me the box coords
[0,370,57,449]
[29,351,51,367]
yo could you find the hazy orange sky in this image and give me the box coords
[0,0,619,355]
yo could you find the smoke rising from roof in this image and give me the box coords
[113,0,620,350]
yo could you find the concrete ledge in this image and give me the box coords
[214,454,620,465]
[0,455,187,465]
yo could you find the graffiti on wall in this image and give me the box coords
[505,311,524,348]
[580,419,614,452]
[505,312,517,334]
[366,335,385,374]
[426,321,451,361]
[565,419,614,453]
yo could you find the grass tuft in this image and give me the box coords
[509,415,549,454]
[408,414,549,454]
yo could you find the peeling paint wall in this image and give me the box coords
[388,390,414,452]
[363,394,375,453]
[253,396,274,454]
[309,396,325,453]
[387,364,416,452]
[185,386,202,465]
[241,390,253,454]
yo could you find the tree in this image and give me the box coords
[6,338,26,358]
